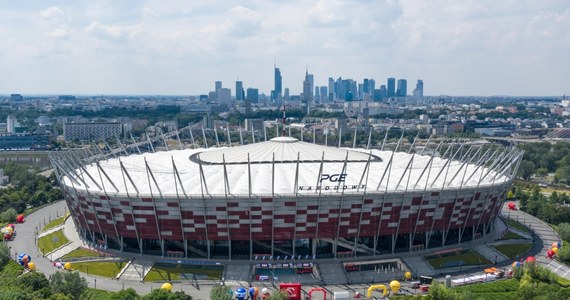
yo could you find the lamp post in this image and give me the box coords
[94,278,97,289]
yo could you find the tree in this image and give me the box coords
[0,208,17,223]
[17,271,50,292]
[536,168,549,178]
[266,291,289,300]
[50,293,73,300]
[517,160,535,180]
[142,288,192,300]
[555,166,570,184]
[210,284,232,300]
[0,244,9,267]
[111,288,141,300]
[49,271,87,300]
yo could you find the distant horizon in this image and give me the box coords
[0,92,566,99]
[0,1,568,96]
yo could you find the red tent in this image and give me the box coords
[16,214,25,223]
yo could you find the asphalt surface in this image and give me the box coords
[8,200,570,300]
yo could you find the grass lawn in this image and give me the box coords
[80,288,117,300]
[61,247,103,259]
[499,230,528,241]
[451,278,519,300]
[490,243,532,259]
[144,262,224,282]
[0,260,25,283]
[503,218,530,234]
[38,229,69,254]
[540,186,570,195]
[41,215,67,232]
[72,261,126,278]
[426,249,492,269]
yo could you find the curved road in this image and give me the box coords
[501,203,570,279]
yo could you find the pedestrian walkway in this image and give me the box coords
[46,216,85,260]
[38,225,64,238]
[402,256,435,277]
[318,261,347,285]
[472,244,507,263]
[119,260,154,281]
[501,203,569,280]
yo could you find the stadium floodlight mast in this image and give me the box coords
[226,125,232,147]
[145,132,155,153]
[130,133,142,154]
[201,126,208,148]
[172,156,189,257]
[214,127,220,147]
[239,124,244,146]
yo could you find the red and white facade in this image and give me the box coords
[50,137,521,259]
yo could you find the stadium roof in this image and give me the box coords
[195,137,380,164]
[62,138,514,197]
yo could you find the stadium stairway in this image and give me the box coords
[318,261,347,285]
[320,238,374,255]
[223,261,251,283]
[402,256,436,277]
[118,259,154,281]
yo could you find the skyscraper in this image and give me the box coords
[218,88,231,102]
[320,86,327,103]
[215,81,222,100]
[273,65,282,101]
[387,78,396,97]
[302,69,312,106]
[396,79,407,97]
[328,77,335,101]
[235,80,244,101]
[413,80,424,98]
[246,88,259,103]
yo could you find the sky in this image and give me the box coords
[0,0,569,96]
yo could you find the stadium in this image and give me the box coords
[49,135,522,260]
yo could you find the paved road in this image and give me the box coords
[501,204,570,279]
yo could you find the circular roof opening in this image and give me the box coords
[270,136,298,143]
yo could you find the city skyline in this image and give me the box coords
[0,1,568,96]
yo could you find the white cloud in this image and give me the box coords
[41,6,64,21]
[47,28,69,39]
[86,21,136,42]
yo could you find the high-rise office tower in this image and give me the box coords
[307,74,315,95]
[413,80,424,98]
[380,85,387,99]
[369,79,375,94]
[284,88,290,100]
[236,80,244,101]
[218,88,231,102]
[215,81,222,100]
[387,78,395,97]
[349,80,357,100]
[314,86,320,103]
[246,88,259,103]
[363,79,370,95]
[320,86,327,103]
[396,79,407,97]
[328,77,335,101]
[302,69,313,106]
[273,65,282,101]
